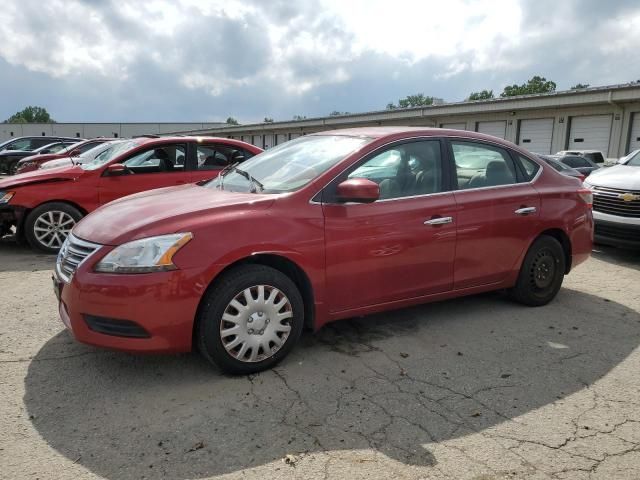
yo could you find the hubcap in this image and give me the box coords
[34,211,76,249]
[530,249,556,289]
[220,285,293,363]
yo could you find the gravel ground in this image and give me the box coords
[1,239,639,480]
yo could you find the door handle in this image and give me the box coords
[424,216,453,225]
[514,206,537,215]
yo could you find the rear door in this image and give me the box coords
[98,142,191,205]
[449,140,541,289]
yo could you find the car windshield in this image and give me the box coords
[207,135,371,193]
[625,151,640,166]
[81,140,141,170]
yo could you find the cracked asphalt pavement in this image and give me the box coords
[1,239,640,479]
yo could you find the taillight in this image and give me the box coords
[577,187,593,207]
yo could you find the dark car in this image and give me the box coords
[0,140,83,174]
[15,138,116,174]
[554,155,600,177]
[0,136,81,154]
[536,155,585,181]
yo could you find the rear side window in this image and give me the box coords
[516,155,540,181]
[585,152,604,163]
[563,156,589,168]
[451,141,518,189]
[196,144,253,170]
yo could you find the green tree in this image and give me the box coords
[570,83,590,90]
[263,117,274,123]
[468,90,494,100]
[5,106,55,123]
[226,117,239,125]
[386,94,435,110]
[500,76,556,97]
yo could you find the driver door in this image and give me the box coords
[98,143,190,205]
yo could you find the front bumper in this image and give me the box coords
[54,257,223,354]
[593,211,640,248]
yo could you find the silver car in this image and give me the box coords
[584,150,640,248]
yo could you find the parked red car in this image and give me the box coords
[51,127,593,374]
[15,138,116,174]
[0,136,262,252]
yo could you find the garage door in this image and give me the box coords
[252,135,263,147]
[263,134,274,149]
[518,118,554,154]
[628,112,640,153]
[276,134,288,145]
[568,115,612,153]
[440,122,466,130]
[476,121,506,139]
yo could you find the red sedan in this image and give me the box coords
[0,136,262,252]
[53,127,593,374]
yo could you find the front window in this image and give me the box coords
[208,135,371,193]
[348,140,443,199]
[81,140,141,170]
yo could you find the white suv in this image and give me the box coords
[584,150,640,248]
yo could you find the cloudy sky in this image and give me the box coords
[0,0,638,123]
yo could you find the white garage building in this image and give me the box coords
[0,122,226,142]
[174,83,640,158]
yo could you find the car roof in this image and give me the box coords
[309,126,518,147]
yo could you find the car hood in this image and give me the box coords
[587,165,640,190]
[0,164,84,189]
[73,184,276,245]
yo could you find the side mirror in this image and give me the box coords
[336,178,380,203]
[106,163,128,176]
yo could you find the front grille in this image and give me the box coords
[592,186,640,218]
[56,234,101,282]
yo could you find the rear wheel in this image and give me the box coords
[24,202,83,253]
[197,265,304,374]
[509,235,566,306]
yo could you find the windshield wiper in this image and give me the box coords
[233,166,264,193]
[218,163,264,193]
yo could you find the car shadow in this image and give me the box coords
[24,288,640,479]
[592,244,640,271]
[0,236,54,272]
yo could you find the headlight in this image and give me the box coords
[94,233,193,273]
[0,191,15,204]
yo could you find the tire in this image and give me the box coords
[509,235,566,306]
[24,202,84,253]
[197,264,304,374]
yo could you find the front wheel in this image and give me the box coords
[24,202,84,253]
[197,265,304,374]
[509,235,566,306]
